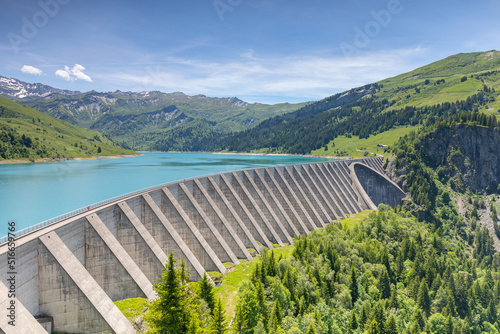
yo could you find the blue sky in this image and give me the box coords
[1,0,499,104]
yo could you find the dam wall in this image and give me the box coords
[0,157,404,334]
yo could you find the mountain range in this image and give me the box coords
[0,75,80,100]
[0,76,307,150]
[1,50,500,156]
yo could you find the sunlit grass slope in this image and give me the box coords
[0,96,136,161]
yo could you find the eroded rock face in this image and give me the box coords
[418,124,500,193]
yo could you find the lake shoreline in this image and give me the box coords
[0,154,142,165]
[138,150,349,160]
[211,151,349,159]
[0,151,347,165]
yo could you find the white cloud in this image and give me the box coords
[55,67,71,81]
[104,46,428,103]
[21,65,43,75]
[55,64,93,82]
[71,64,93,82]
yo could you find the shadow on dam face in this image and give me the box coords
[350,162,406,210]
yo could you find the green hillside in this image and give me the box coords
[377,51,500,110]
[310,126,420,158]
[19,91,308,150]
[0,97,136,161]
[205,51,500,157]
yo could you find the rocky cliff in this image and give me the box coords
[387,124,500,194]
[418,124,500,193]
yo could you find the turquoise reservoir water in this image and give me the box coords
[0,152,331,235]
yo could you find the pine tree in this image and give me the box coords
[494,280,500,301]
[412,250,425,279]
[433,286,448,313]
[267,250,276,277]
[187,315,201,334]
[446,289,457,317]
[487,300,497,324]
[376,213,383,235]
[210,298,227,334]
[367,320,380,334]
[459,318,471,333]
[146,253,194,333]
[412,309,426,331]
[372,301,386,334]
[423,321,431,334]
[484,270,494,290]
[306,323,316,334]
[380,249,393,282]
[445,314,453,334]
[236,281,260,331]
[251,264,261,286]
[261,248,269,273]
[260,262,268,286]
[298,296,307,316]
[269,299,283,331]
[282,266,298,302]
[417,279,431,316]
[408,321,421,334]
[350,266,359,305]
[384,315,398,334]
[431,273,442,292]
[395,250,404,280]
[359,300,371,329]
[256,282,269,329]
[389,288,398,309]
[326,245,340,272]
[408,276,421,299]
[199,272,215,312]
[379,268,391,299]
[347,310,358,333]
[232,304,248,334]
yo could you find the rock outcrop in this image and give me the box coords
[418,124,500,193]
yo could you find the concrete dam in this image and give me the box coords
[0,157,405,334]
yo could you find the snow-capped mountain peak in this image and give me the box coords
[0,75,81,100]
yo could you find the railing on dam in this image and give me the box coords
[0,157,391,247]
[0,169,246,245]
